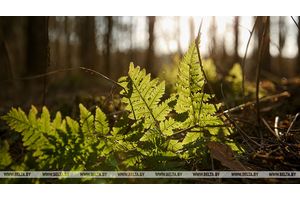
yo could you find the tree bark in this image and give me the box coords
[189,17,195,44]
[278,16,286,69]
[26,17,49,76]
[64,16,71,68]
[175,16,182,56]
[209,17,217,63]
[77,17,97,70]
[255,16,271,73]
[104,16,113,76]
[297,17,300,71]
[0,18,13,81]
[146,16,156,75]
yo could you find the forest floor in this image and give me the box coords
[1,73,300,184]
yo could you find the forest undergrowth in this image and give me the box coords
[1,33,300,184]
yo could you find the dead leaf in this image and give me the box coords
[207,141,248,171]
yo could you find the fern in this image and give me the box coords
[118,63,175,133]
[1,41,240,175]
[175,43,222,143]
[0,140,12,169]
[2,106,51,158]
[1,104,116,170]
[226,63,243,94]
[117,63,184,169]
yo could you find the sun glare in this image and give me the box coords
[154,16,297,58]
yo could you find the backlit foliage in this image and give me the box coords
[1,43,238,181]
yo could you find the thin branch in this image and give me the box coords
[195,21,233,136]
[241,17,258,99]
[220,91,290,115]
[287,112,300,135]
[261,117,278,139]
[291,16,300,31]
[0,66,140,120]
[2,66,123,90]
[255,16,269,144]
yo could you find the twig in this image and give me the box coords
[2,66,123,90]
[220,83,230,111]
[261,117,278,140]
[241,17,258,99]
[1,66,139,120]
[255,16,269,144]
[220,91,290,115]
[291,16,300,31]
[287,112,300,135]
[194,21,233,136]
[274,116,280,139]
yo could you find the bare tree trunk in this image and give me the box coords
[189,17,195,44]
[233,16,240,64]
[146,16,156,75]
[64,16,71,68]
[50,17,60,68]
[0,18,13,81]
[175,16,182,56]
[26,17,49,105]
[26,17,49,76]
[0,17,27,103]
[209,17,217,63]
[278,16,286,69]
[0,41,13,80]
[128,17,134,61]
[104,16,113,76]
[77,17,97,70]
[255,16,271,74]
[297,16,300,70]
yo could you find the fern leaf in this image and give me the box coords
[0,140,12,169]
[1,106,49,155]
[95,106,109,135]
[118,63,171,130]
[159,118,180,136]
[39,106,51,134]
[52,112,67,133]
[175,43,221,129]
[167,139,183,152]
[182,132,201,145]
[175,43,204,120]
[28,105,38,124]
[66,116,80,137]
[79,104,95,135]
[2,107,30,132]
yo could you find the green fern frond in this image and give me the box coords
[175,43,221,130]
[1,106,49,153]
[2,107,31,133]
[175,43,204,122]
[118,63,172,130]
[0,140,12,169]
[226,63,243,93]
[78,104,110,140]
[1,104,115,170]
[159,118,180,136]
[79,103,95,136]
[95,106,110,135]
